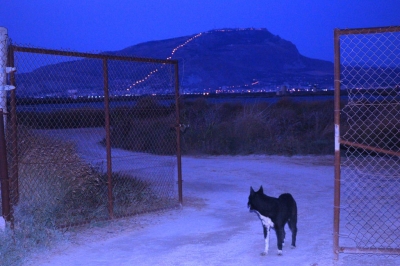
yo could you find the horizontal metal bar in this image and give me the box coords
[10,45,178,65]
[340,139,400,157]
[335,26,400,36]
[340,246,400,255]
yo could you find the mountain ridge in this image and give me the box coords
[114,28,334,92]
[15,28,334,97]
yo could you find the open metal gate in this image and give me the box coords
[333,26,400,259]
[1,38,183,228]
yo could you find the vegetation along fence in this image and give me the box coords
[333,26,400,260]
[0,40,182,229]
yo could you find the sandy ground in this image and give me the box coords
[22,129,399,266]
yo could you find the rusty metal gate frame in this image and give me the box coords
[5,45,183,225]
[333,26,400,259]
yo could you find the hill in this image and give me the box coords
[115,28,333,92]
[15,28,334,97]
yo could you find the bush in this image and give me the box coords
[107,96,337,155]
[16,96,337,155]
[17,108,105,129]
[179,97,335,155]
[109,97,176,155]
[14,130,157,226]
[1,129,158,264]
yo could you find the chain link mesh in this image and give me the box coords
[5,45,180,228]
[338,28,400,254]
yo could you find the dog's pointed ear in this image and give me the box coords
[250,186,255,195]
[259,185,264,193]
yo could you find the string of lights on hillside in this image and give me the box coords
[126,28,267,93]
[166,32,203,60]
[126,32,203,91]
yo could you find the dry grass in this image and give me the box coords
[1,127,158,265]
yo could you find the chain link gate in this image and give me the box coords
[334,26,400,260]
[4,44,182,228]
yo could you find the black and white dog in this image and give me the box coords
[247,186,297,255]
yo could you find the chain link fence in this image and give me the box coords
[334,26,400,260]
[1,44,182,229]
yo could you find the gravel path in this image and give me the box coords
[22,129,399,266]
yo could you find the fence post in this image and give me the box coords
[0,108,11,222]
[333,28,342,261]
[174,62,183,205]
[0,27,15,225]
[103,58,113,219]
[7,44,19,205]
[0,27,10,128]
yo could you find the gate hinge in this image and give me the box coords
[0,85,15,91]
[6,67,16,73]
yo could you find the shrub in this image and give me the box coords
[1,128,158,264]
[179,97,335,155]
[17,108,105,129]
[15,96,338,155]
[110,98,176,155]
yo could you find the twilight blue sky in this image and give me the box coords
[1,0,399,62]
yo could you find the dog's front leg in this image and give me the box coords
[261,225,270,256]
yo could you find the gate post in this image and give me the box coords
[0,27,16,128]
[0,27,11,128]
[103,58,113,219]
[0,108,11,222]
[174,62,183,205]
[333,28,342,260]
[0,27,16,225]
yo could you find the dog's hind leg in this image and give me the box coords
[288,218,297,248]
[275,226,285,255]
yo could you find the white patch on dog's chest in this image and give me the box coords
[256,211,274,228]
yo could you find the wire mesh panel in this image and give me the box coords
[6,45,180,228]
[334,27,400,259]
[107,58,179,217]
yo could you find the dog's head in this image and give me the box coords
[247,185,264,211]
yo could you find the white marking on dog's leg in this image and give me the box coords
[255,212,274,256]
[0,217,5,231]
[260,226,270,256]
[264,226,270,255]
[277,250,283,255]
